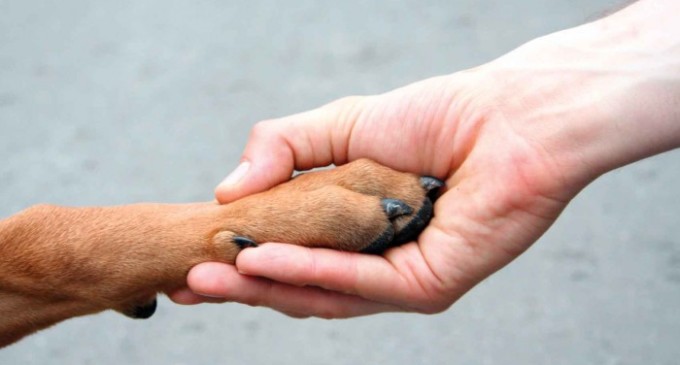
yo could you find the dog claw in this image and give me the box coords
[420,176,444,191]
[420,176,444,201]
[381,198,413,219]
[392,198,434,245]
[233,236,258,249]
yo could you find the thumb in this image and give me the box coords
[214,97,364,203]
[214,141,294,204]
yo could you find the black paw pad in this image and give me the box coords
[361,225,395,255]
[233,236,258,249]
[381,198,413,220]
[131,298,157,319]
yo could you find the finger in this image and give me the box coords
[215,97,363,204]
[185,262,403,318]
[232,242,455,314]
[167,287,228,305]
[167,288,203,305]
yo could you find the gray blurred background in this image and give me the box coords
[1,1,678,364]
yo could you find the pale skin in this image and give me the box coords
[170,0,680,318]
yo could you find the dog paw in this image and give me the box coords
[217,159,444,255]
[307,159,445,252]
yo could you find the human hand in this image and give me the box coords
[168,68,590,316]
[169,0,680,317]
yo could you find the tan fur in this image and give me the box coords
[0,159,434,347]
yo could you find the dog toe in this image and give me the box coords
[381,198,413,219]
[387,176,443,245]
[392,197,434,245]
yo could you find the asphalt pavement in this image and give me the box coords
[1,1,678,364]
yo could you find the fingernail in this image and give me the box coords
[218,161,250,189]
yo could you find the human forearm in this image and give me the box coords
[477,0,680,190]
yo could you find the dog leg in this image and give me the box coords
[0,159,443,347]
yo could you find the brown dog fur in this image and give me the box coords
[0,159,439,347]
